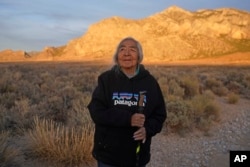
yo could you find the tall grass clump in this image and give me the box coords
[28,116,94,166]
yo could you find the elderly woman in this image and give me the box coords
[88,37,166,167]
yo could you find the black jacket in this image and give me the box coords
[88,65,166,167]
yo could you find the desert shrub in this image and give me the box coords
[196,117,213,133]
[158,77,169,99]
[227,93,239,104]
[15,79,41,104]
[166,100,194,135]
[0,83,16,94]
[27,116,94,166]
[205,78,221,89]
[0,70,16,94]
[211,85,228,96]
[205,78,228,96]
[67,97,92,128]
[0,105,7,131]
[5,97,35,134]
[190,89,215,110]
[241,76,250,98]
[45,95,68,123]
[227,71,244,83]
[203,103,220,121]
[202,90,215,100]
[76,72,98,93]
[0,92,18,109]
[180,76,200,99]
[167,79,184,100]
[59,85,79,109]
[188,93,220,132]
[226,81,243,94]
[189,93,213,118]
[13,97,30,117]
[40,84,87,124]
[0,103,26,134]
[0,131,19,166]
[244,75,250,89]
[196,102,220,132]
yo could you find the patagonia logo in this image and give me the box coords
[114,100,137,106]
[112,92,146,107]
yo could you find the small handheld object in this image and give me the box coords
[138,91,146,113]
[136,91,146,167]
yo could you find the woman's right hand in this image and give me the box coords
[131,113,145,127]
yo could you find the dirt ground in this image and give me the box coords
[208,97,250,167]
[148,96,250,167]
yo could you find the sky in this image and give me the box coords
[0,0,249,51]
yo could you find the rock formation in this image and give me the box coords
[1,6,250,63]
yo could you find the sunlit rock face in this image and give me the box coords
[1,6,250,63]
[63,6,250,62]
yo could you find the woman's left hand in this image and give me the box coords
[133,127,146,143]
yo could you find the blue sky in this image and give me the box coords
[0,0,249,51]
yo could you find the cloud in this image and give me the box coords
[0,1,93,51]
[0,0,249,51]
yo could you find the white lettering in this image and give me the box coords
[234,155,247,162]
[241,155,247,162]
[114,100,137,106]
[234,155,241,162]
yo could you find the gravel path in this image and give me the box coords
[147,97,250,167]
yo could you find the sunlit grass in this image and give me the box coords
[28,117,94,166]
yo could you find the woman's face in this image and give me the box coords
[117,39,139,74]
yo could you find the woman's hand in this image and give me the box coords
[133,127,146,143]
[131,113,145,127]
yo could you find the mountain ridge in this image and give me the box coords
[0,6,250,64]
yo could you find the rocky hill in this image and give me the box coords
[1,6,250,63]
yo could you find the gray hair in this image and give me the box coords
[113,37,144,64]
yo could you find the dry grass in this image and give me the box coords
[227,93,239,104]
[27,117,94,166]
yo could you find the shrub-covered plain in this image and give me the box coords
[0,62,249,166]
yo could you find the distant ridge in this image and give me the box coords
[0,6,250,64]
